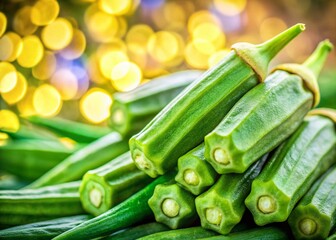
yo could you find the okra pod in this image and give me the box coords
[26,116,111,143]
[245,111,336,226]
[288,160,336,239]
[205,40,332,174]
[25,132,129,189]
[195,154,268,234]
[175,143,218,195]
[110,70,202,137]
[80,152,152,216]
[148,183,197,229]
[1,124,59,141]
[54,171,176,240]
[0,139,78,180]
[0,181,84,227]
[130,24,304,178]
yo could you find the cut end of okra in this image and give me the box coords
[245,180,291,226]
[183,169,200,186]
[213,148,231,165]
[89,188,103,208]
[131,147,160,178]
[148,184,197,229]
[299,218,317,235]
[232,23,305,81]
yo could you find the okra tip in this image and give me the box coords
[232,23,305,81]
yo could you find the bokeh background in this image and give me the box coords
[0,0,335,133]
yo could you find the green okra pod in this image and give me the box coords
[195,154,268,235]
[148,183,197,229]
[175,143,218,195]
[205,40,332,174]
[110,70,202,137]
[26,116,111,143]
[80,152,152,216]
[1,124,59,141]
[0,181,84,227]
[25,132,129,189]
[245,111,336,226]
[53,171,176,240]
[130,24,305,178]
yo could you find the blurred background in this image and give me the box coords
[0,0,335,133]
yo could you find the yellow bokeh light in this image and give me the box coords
[32,51,57,81]
[208,49,231,68]
[0,32,22,62]
[80,88,112,123]
[0,12,6,37]
[162,2,186,31]
[185,41,210,69]
[98,0,132,15]
[0,62,17,93]
[33,84,62,117]
[214,0,247,16]
[17,35,44,68]
[59,29,86,60]
[86,7,119,43]
[116,17,128,38]
[188,11,221,34]
[41,18,73,50]
[50,69,78,100]
[1,72,27,105]
[13,6,38,36]
[111,61,142,92]
[17,87,36,117]
[259,18,287,42]
[99,50,129,79]
[31,0,60,26]
[147,31,181,63]
[97,39,128,57]
[126,24,154,49]
[0,110,20,132]
[192,23,225,52]
[87,54,109,84]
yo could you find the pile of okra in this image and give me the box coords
[1,23,336,240]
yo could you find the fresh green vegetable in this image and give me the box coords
[110,70,203,137]
[0,215,91,239]
[0,174,28,190]
[137,226,218,240]
[0,139,78,180]
[104,222,170,240]
[148,183,197,229]
[26,116,111,143]
[245,113,336,226]
[288,165,336,239]
[0,181,84,227]
[195,154,268,234]
[175,143,218,195]
[25,132,129,189]
[201,226,288,240]
[130,24,304,178]
[54,171,176,240]
[80,151,152,216]
[1,124,59,141]
[205,40,332,174]
[327,232,336,240]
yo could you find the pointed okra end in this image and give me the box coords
[148,183,197,229]
[232,23,305,81]
[273,40,333,107]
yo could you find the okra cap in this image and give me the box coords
[272,40,333,107]
[232,23,305,81]
[308,108,336,124]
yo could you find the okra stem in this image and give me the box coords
[213,148,230,165]
[257,196,276,214]
[299,218,317,236]
[183,169,199,186]
[89,188,103,208]
[162,198,180,217]
[205,208,222,226]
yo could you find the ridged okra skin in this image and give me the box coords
[27,116,111,143]
[110,70,202,137]
[0,215,91,239]
[195,154,268,235]
[0,181,84,227]
[25,132,129,189]
[1,124,59,141]
[80,152,152,216]
[205,40,332,174]
[245,115,336,226]
[130,24,305,178]
[0,139,77,180]
[175,143,218,195]
[288,165,336,239]
[148,183,197,229]
[53,171,176,240]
